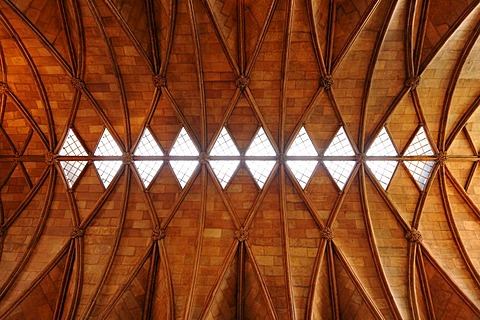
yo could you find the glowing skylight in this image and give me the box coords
[94,129,123,188]
[134,128,164,156]
[170,161,198,188]
[245,161,276,189]
[366,127,396,156]
[323,127,356,190]
[287,160,318,189]
[246,127,276,157]
[404,127,435,189]
[94,161,123,188]
[94,129,123,156]
[60,161,88,188]
[324,161,355,190]
[59,129,88,188]
[170,128,198,156]
[366,161,397,190]
[245,127,277,188]
[210,160,240,188]
[133,128,164,188]
[211,127,240,156]
[285,127,318,188]
[404,161,435,190]
[59,129,88,156]
[287,127,318,156]
[324,127,355,156]
[404,127,433,156]
[135,161,163,188]
[366,127,398,189]
[209,128,240,188]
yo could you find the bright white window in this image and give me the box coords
[286,126,318,189]
[210,128,240,188]
[366,127,398,189]
[245,160,276,189]
[323,127,355,190]
[245,127,276,188]
[404,127,435,190]
[169,128,199,188]
[59,129,88,188]
[134,128,164,188]
[61,160,87,188]
[94,129,123,188]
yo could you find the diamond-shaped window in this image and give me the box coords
[366,127,398,190]
[94,129,123,188]
[170,128,199,188]
[324,127,355,190]
[245,127,276,188]
[286,126,318,189]
[60,129,88,156]
[134,128,164,188]
[210,127,240,188]
[404,127,435,190]
[59,129,88,188]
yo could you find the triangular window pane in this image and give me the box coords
[245,160,276,189]
[134,128,163,156]
[170,128,198,156]
[366,161,397,190]
[210,160,240,188]
[404,160,435,190]
[59,129,87,156]
[287,160,318,189]
[211,128,240,156]
[94,160,123,188]
[324,127,354,156]
[324,161,355,190]
[94,129,122,156]
[135,161,163,188]
[367,127,396,156]
[170,160,198,188]
[404,127,433,156]
[246,128,276,156]
[60,161,88,188]
[287,127,318,156]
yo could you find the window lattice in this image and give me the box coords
[59,129,87,156]
[246,160,276,189]
[287,127,318,156]
[246,128,276,157]
[245,128,276,188]
[286,127,318,189]
[170,128,198,156]
[94,160,123,188]
[323,161,355,190]
[404,127,433,156]
[287,160,318,189]
[60,161,88,188]
[94,129,123,156]
[367,127,396,156]
[403,127,435,189]
[135,161,163,188]
[366,161,397,190]
[211,128,240,156]
[366,127,397,189]
[170,160,198,188]
[135,128,164,156]
[133,128,164,188]
[210,160,240,189]
[324,127,355,156]
[404,160,435,190]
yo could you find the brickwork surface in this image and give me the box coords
[0,0,479,318]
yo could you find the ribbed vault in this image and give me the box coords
[0,0,479,319]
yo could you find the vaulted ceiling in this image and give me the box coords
[0,0,480,319]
